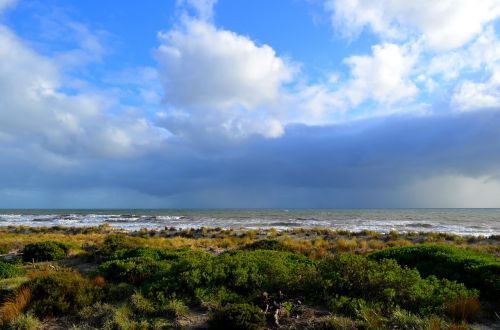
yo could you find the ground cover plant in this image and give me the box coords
[0,226,498,329]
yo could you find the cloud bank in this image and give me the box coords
[0,0,499,207]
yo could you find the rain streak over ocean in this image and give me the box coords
[0,209,499,236]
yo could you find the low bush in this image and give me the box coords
[194,286,242,309]
[105,282,135,302]
[98,257,171,285]
[0,262,25,279]
[243,239,292,252]
[316,253,477,315]
[22,241,70,262]
[100,247,316,303]
[93,234,141,260]
[370,244,500,298]
[208,303,266,330]
[26,272,102,317]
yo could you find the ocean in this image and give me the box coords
[0,209,499,236]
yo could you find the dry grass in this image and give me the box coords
[386,239,413,247]
[336,238,357,252]
[1,225,498,262]
[0,286,32,323]
[367,239,386,250]
[446,295,480,322]
[425,315,446,330]
[90,275,106,287]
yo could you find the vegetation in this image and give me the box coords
[0,263,24,280]
[371,244,500,298]
[208,303,266,330]
[26,271,102,317]
[0,226,498,329]
[21,241,70,262]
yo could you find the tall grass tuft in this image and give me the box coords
[446,295,480,322]
[0,287,32,324]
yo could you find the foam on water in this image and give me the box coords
[0,209,499,236]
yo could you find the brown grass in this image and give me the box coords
[90,275,106,287]
[336,238,357,252]
[446,295,480,322]
[0,286,32,323]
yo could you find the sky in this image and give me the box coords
[0,0,500,208]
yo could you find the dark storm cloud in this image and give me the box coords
[1,109,499,207]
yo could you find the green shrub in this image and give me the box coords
[243,239,292,252]
[26,272,102,317]
[0,262,25,279]
[370,244,500,298]
[208,303,266,330]
[101,247,316,304]
[317,253,476,315]
[209,250,315,296]
[94,235,140,260]
[98,257,171,285]
[22,241,70,262]
[105,282,135,302]
[194,287,242,309]
[326,295,367,316]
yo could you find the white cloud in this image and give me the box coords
[343,43,418,106]
[0,25,167,163]
[156,18,294,138]
[327,0,500,51]
[451,66,500,111]
[427,27,500,80]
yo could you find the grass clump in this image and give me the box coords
[159,297,189,318]
[5,312,42,330]
[208,303,265,330]
[130,292,155,315]
[22,241,70,262]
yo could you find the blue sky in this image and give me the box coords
[1,0,500,208]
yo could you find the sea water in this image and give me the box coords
[0,209,499,236]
